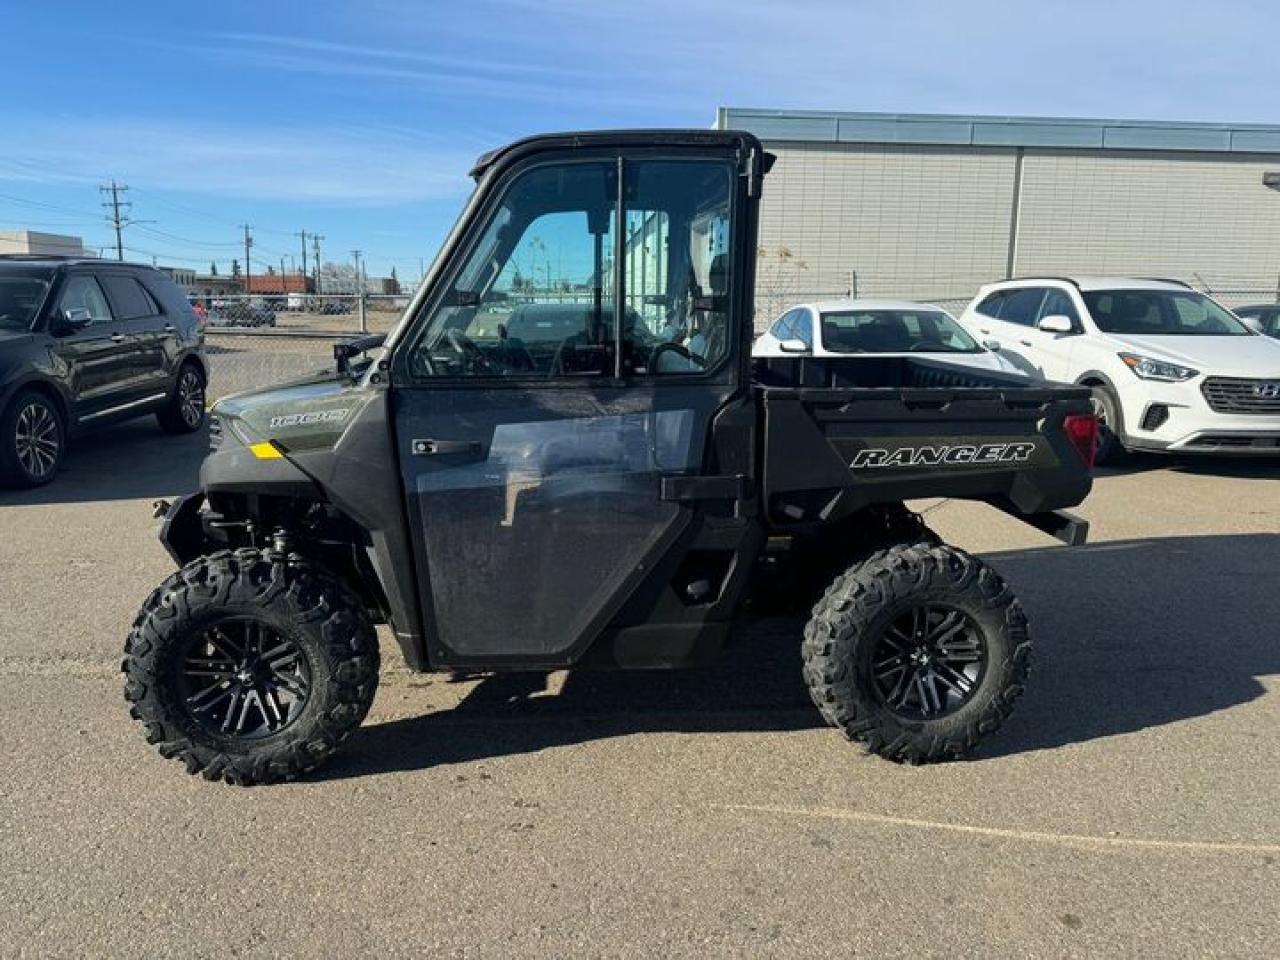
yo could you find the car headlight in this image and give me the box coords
[1118,353,1198,382]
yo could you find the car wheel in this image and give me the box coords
[123,549,380,785]
[157,363,207,434]
[1089,387,1126,465]
[802,542,1030,763]
[0,389,64,488]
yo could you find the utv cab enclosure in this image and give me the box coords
[127,130,1096,785]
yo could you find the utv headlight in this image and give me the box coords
[1118,353,1198,382]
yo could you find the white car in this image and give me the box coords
[957,277,1280,461]
[753,299,1022,376]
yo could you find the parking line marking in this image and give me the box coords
[717,803,1280,855]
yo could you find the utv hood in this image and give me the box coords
[212,372,377,452]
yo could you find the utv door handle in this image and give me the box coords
[164,324,176,333]
[412,438,483,456]
[110,333,126,343]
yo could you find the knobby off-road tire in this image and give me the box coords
[123,549,379,785]
[803,542,1030,763]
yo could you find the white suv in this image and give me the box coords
[958,278,1280,462]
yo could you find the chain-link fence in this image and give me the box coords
[195,294,406,400]
[195,283,1280,401]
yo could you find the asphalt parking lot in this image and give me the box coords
[1,420,1277,958]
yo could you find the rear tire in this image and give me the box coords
[157,362,206,434]
[802,542,1030,763]
[0,389,64,488]
[123,549,379,785]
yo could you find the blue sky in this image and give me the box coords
[1,0,1276,280]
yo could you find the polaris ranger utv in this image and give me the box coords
[124,130,1097,785]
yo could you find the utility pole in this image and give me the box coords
[351,249,365,333]
[99,180,130,260]
[311,234,324,293]
[241,225,253,296]
[280,256,287,291]
[296,230,309,283]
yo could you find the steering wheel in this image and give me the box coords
[649,341,706,372]
[446,328,499,374]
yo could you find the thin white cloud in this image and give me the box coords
[0,116,476,205]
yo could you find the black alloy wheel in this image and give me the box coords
[178,619,311,740]
[872,604,987,721]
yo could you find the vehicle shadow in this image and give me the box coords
[0,418,205,506]
[1096,451,1280,479]
[319,532,1280,780]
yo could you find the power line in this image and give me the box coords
[131,223,241,248]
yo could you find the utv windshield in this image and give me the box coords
[0,275,51,331]
[820,309,982,354]
[1083,290,1250,336]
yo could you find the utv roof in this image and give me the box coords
[469,129,770,180]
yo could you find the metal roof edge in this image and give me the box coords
[716,107,1280,153]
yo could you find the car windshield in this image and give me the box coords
[1082,290,1250,336]
[820,308,982,354]
[0,275,51,331]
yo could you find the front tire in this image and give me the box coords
[123,549,379,785]
[157,362,206,434]
[0,389,64,488]
[802,542,1030,763]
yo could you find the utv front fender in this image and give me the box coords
[157,492,208,566]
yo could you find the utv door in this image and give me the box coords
[390,148,749,666]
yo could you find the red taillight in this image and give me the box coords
[1063,413,1099,468]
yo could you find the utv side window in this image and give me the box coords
[409,162,618,379]
[405,155,735,381]
[624,160,734,375]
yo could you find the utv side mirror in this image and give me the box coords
[1038,314,1075,334]
[55,307,93,335]
[982,339,1002,352]
[778,338,809,354]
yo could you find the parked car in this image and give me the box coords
[1231,303,1280,338]
[0,256,207,487]
[209,298,275,327]
[753,299,1023,376]
[957,277,1280,461]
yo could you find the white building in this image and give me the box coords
[0,230,94,257]
[716,108,1280,325]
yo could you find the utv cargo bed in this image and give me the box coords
[754,355,1094,523]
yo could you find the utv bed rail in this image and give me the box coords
[753,355,1095,529]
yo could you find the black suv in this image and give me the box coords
[0,256,207,487]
